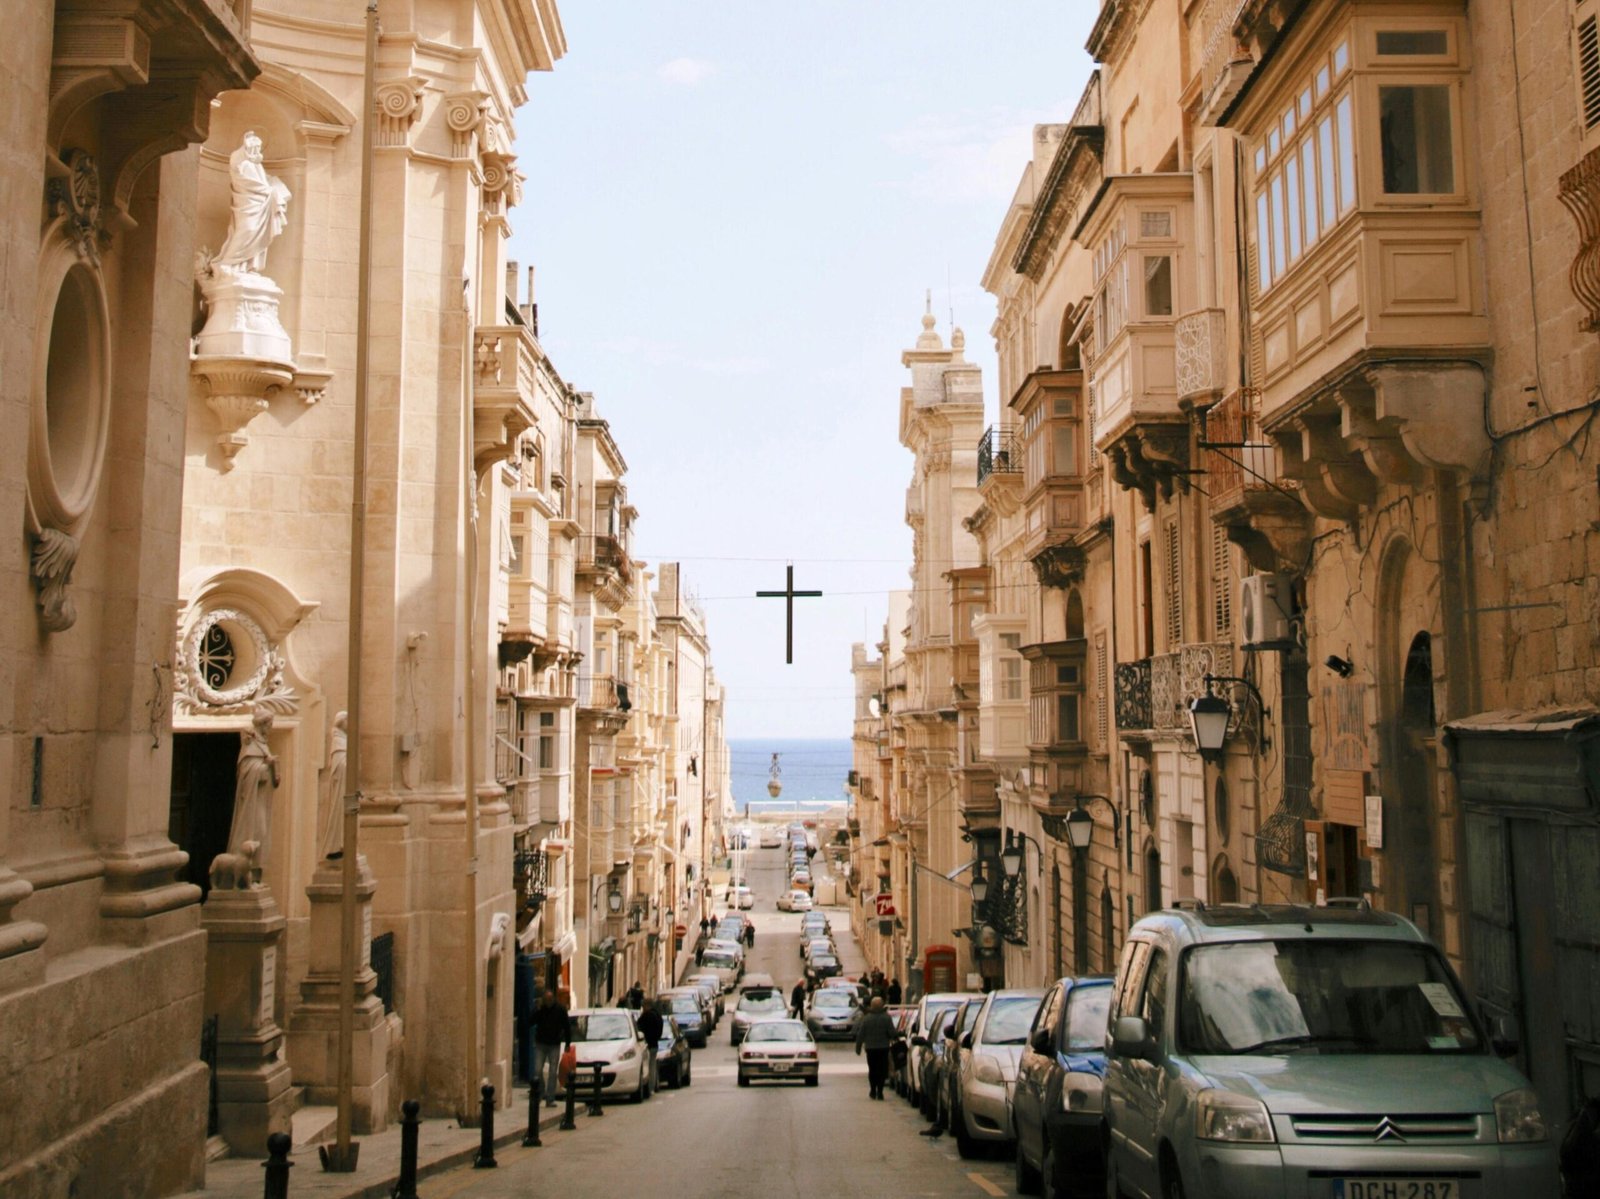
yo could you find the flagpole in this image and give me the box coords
[325,0,378,1172]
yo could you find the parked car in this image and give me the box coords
[777,890,813,912]
[1102,903,1560,1199]
[657,1016,693,1088]
[915,1005,964,1120]
[565,1008,652,1101]
[807,952,841,981]
[759,829,783,848]
[1012,975,1113,1197]
[939,997,982,1133]
[906,992,967,1106]
[801,935,835,962]
[731,986,790,1045]
[698,944,744,992]
[803,985,862,1041]
[887,1005,915,1096]
[658,988,710,1048]
[799,912,830,937]
[739,972,779,994]
[950,988,1046,1158]
[682,972,724,1019]
[737,1019,820,1087]
[726,885,755,910]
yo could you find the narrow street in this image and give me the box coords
[422,838,1019,1199]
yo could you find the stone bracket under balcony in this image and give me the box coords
[1030,542,1087,589]
[1265,361,1490,523]
[473,325,538,471]
[1105,420,1190,510]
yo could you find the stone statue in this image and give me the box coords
[318,711,348,860]
[212,131,291,276]
[226,709,279,884]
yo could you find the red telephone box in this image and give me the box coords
[922,944,958,995]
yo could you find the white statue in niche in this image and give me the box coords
[226,709,280,886]
[213,131,292,277]
[318,711,348,861]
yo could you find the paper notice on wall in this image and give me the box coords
[261,945,276,1028]
[1418,982,1464,1018]
[1365,794,1384,849]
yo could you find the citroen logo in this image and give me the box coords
[1373,1117,1407,1143]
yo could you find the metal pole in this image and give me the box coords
[460,264,482,1118]
[586,1063,604,1117]
[473,1082,497,1168]
[326,2,378,1174]
[262,1132,292,1199]
[523,1074,543,1147]
[561,1064,577,1130]
[393,1100,420,1199]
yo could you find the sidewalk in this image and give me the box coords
[173,1083,568,1199]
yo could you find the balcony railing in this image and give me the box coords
[1114,659,1151,733]
[577,674,626,711]
[576,534,630,580]
[1174,308,1226,402]
[1202,389,1281,511]
[515,843,549,912]
[977,426,1022,485]
[1150,643,1238,731]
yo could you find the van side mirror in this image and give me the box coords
[1030,1027,1053,1056]
[1111,1015,1152,1060]
[1485,1009,1521,1059]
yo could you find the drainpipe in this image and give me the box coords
[460,282,481,1118]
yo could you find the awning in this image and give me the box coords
[552,930,577,958]
[1444,707,1600,814]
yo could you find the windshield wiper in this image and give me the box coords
[1234,1034,1376,1054]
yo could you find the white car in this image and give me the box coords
[759,830,783,848]
[564,1008,652,1101]
[737,1019,819,1087]
[776,890,813,912]
[725,885,754,910]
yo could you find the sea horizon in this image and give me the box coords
[727,736,852,814]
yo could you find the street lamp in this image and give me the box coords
[607,882,623,915]
[1187,674,1272,763]
[1065,807,1094,851]
[970,864,990,905]
[1000,832,1024,879]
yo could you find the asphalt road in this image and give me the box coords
[419,837,1020,1199]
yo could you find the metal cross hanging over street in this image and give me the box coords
[755,564,822,664]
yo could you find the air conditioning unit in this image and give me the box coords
[1239,573,1294,650]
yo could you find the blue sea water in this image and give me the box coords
[728,737,853,814]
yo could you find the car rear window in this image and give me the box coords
[739,991,787,1014]
[980,996,1043,1045]
[703,952,738,968]
[1064,984,1113,1051]
[666,996,700,1015]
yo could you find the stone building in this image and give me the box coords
[0,4,259,1194]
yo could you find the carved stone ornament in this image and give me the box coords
[47,150,105,265]
[444,90,490,158]
[175,606,300,717]
[375,76,428,148]
[31,528,80,633]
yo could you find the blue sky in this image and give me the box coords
[508,2,1096,739]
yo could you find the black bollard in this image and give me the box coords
[523,1075,543,1147]
[262,1132,292,1199]
[393,1099,420,1199]
[473,1082,498,1169]
[586,1063,604,1118]
[561,1063,578,1130]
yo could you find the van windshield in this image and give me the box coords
[1178,940,1482,1055]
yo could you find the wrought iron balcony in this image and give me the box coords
[1114,658,1152,734]
[515,844,548,911]
[977,426,1022,486]
[576,534,630,581]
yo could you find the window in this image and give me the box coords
[507,533,524,575]
[538,710,555,771]
[1254,37,1356,292]
[1144,256,1173,316]
[1376,29,1447,56]
[1378,85,1454,194]
[1141,948,1169,1037]
[1095,633,1109,746]
[1000,656,1023,702]
[1057,694,1080,743]
[1579,5,1600,133]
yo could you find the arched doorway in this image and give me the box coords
[1144,841,1162,913]
[1066,590,1085,639]
[1212,854,1239,904]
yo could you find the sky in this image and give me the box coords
[508,2,1097,740]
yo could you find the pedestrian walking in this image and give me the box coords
[531,988,570,1105]
[790,978,807,1019]
[743,922,755,948]
[625,981,645,1010]
[854,996,898,1100]
[637,998,664,1096]
[886,977,903,1005]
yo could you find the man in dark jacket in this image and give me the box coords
[886,977,903,1005]
[637,999,665,1096]
[790,978,807,1018]
[531,988,570,1105]
[854,996,899,1100]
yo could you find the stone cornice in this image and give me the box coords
[1087,0,1153,65]
[1013,77,1104,282]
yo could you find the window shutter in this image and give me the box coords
[1164,518,1183,647]
[1580,4,1600,131]
[1095,633,1109,746]
[1211,523,1234,637]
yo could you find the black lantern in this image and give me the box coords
[1000,831,1024,879]
[1188,691,1233,763]
[607,882,623,914]
[970,864,989,904]
[1065,807,1094,851]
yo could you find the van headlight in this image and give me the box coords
[1494,1088,1548,1143]
[973,1056,1003,1085]
[1062,1072,1103,1114]
[1194,1089,1275,1143]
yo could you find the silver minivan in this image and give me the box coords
[1103,903,1559,1198]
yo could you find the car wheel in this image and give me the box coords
[1160,1154,1187,1199]
[1014,1130,1042,1196]
[683,1062,692,1087]
[804,1076,818,1087]
[634,1074,646,1103]
[737,1070,750,1087]
[1103,1144,1127,1199]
